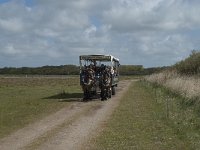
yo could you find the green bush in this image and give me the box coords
[174,50,200,75]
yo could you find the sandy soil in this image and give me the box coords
[0,80,132,150]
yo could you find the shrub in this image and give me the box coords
[174,50,200,75]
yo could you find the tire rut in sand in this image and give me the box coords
[24,101,104,150]
[0,102,95,150]
[36,80,132,150]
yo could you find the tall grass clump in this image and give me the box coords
[146,71,200,100]
[146,50,200,101]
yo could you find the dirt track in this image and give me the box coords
[0,80,132,150]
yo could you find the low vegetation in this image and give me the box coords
[144,81,200,149]
[146,71,200,100]
[140,50,200,149]
[146,50,200,106]
[0,77,82,138]
[94,81,197,149]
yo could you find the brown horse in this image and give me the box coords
[100,67,112,100]
[81,67,95,100]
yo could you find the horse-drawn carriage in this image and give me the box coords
[79,55,120,101]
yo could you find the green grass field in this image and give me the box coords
[0,75,132,139]
[2,76,200,149]
[94,81,200,150]
[0,76,82,138]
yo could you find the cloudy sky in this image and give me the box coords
[0,0,199,67]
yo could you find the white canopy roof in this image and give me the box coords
[80,55,119,62]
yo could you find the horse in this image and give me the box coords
[100,66,112,100]
[81,67,95,100]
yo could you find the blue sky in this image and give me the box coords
[0,0,33,6]
[0,0,199,67]
[0,0,10,3]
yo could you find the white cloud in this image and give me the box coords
[103,0,200,32]
[0,18,24,32]
[0,0,199,67]
[34,28,59,37]
[4,44,20,55]
[84,25,97,38]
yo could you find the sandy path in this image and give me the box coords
[0,80,132,150]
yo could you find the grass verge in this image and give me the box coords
[94,81,197,149]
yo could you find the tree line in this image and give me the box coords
[0,65,79,75]
[0,64,167,75]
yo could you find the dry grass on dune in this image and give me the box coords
[145,71,200,100]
